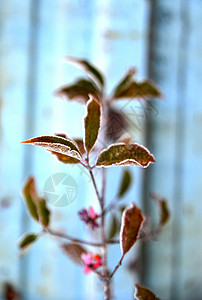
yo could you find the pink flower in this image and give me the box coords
[78,207,99,229]
[81,253,102,274]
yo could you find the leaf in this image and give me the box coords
[74,138,86,155]
[96,143,155,168]
[38,198,50,227]
[22,177,39,222]
[150,192,170,228]
[61,243,87,265]
[134,284,161,300]
[111,67,137,99]
[120,204,144,256]
[118,170,132,198]
[108,214,120,239]
[22,135,82,161]
[84,96,101,154]
[65,57,105,90]
[18,233,38,254]
[54,78,101,104]
[113,80,162,100]
[106,108,126,142]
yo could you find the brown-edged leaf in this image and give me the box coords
[111,67,137,99]
[113,80,162,100]
[38,198,50,227]
[118,169,132,198]
[54,78,101,104]
[84,96,101,154]
[65,57,105,90]
[22,177,39,222]
[134,284,161,300]
[96,143,155,168]
[18,233,38,254]
[61,243,87,265]
[120,204,144,256]
[22,136,82,161]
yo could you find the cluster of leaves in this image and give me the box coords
[20,57,168,300]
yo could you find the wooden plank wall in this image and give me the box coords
[142,1,202,300]
[0,0,201,300]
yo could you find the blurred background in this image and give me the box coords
[0,0,202,299]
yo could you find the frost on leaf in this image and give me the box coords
[84,96,101,154]
[120,204,144,256]
[22,135,82,161]
[96,143,155,168]
[134,284,161,300]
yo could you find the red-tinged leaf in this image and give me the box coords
[118,169,132,198]
[134,284,161,300]
[150,192,170,228]
[111,67,137,99]
[65,57,105,90]
[96,143,155,168]
[22,177,39,222]
[113,80,162,100]
[84,96,101,154]
[159,200,170,227]
[18,233,38,255]
[120,204,144,256]
[74,138,86,155]
[38,198,50,227]
[61,243,87,265]
[54,78,101,104]
[51,152,80,164]
[22,136,82,161]
[106,108,126,142]
[3,282,20,300]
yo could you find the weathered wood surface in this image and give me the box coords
[0,0,201,299]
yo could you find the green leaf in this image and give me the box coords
[65,57,105,90]
[96,143,155,168]
[111,67,137,99]
[112,80,162,100]
[134,284,161,300]
[118,170,132,198]
[61,243,87,265]
[54,78,101,104]
[22,135,82,161]
[18,233,38,254]
[108,214,120,239]
[120,204,144,256]
[38,199,50,227]
[22,176,39,222]
[84,96,101,154]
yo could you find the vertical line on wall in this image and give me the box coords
[170,1,190,299]
[20,0,40,298]
[139,0,158,284]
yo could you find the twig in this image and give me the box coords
[110,255,124,279]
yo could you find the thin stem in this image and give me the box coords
[89,168,111,299]
[47,227,119,246]
[110,255,124,279]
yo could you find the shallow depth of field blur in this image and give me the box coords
[0,1,202,300]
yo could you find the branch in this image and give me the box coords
[109,255,124,279]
